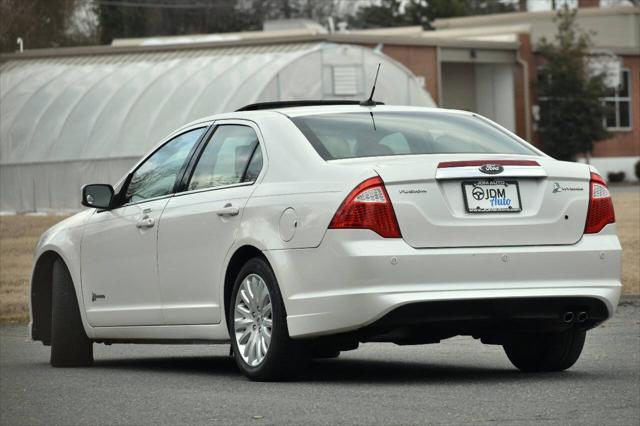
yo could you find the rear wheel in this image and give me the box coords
[229,257,308,381]
[50,260,93,367]
[503,330,586,372]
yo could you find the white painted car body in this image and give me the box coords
[30,105,622,345]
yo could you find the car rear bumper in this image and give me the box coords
[265,224,622,338]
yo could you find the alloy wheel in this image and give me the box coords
[233,274,273,367]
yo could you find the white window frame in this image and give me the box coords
[601,68,632,132]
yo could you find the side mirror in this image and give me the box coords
[82,184,114,209]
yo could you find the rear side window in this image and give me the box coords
[188,125,261,191]
[291,112,535,160]
[244,146,263,182]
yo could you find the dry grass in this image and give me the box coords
[613,192,640,295]
[0,215,68,323]
[1,192,639,323]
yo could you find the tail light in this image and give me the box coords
[329,176,401,238]
[584,172,615,234]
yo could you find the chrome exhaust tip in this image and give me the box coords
[563,311,575,323]
[576,311,589,323]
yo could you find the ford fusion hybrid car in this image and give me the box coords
[30,102,621,381]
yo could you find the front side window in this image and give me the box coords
[125,127,205,203]
[602,69,631,130]
[291,112,535,160]
[188,125,261,191]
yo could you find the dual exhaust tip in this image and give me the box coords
[563,311,589,324]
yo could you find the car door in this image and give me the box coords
[80,126,207,327]
[157,122,264,325]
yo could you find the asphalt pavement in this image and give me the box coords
[1,302,638,426]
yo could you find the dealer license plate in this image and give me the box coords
[462,180,522,213]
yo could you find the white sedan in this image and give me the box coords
[30,103,621,381]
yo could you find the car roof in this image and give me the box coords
[236,100,385,111]
[269,104,455,117]
[183,104,469,128]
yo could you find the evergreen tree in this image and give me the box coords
[536,6,609,161]
[350,0,409,29]
[405,0,469,28]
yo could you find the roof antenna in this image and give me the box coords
[360,63,381,107]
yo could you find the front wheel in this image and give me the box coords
[50,260,93,367]
[503,330,586,372]
[229,257,308,381]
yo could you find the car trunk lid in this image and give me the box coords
[371,154,591,248]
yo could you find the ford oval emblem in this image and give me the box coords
[479,164,504,175]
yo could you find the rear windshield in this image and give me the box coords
[291,111,535,160]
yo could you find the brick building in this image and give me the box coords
[431,4,639,180]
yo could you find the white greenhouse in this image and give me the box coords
[0,42,435,212]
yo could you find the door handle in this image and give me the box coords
[136,216,155,229]
[216,204,240,217]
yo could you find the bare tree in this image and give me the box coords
[0,0,36,52]
[0,0,96,53]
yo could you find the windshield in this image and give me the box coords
[291,111,536,160]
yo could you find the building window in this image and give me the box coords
[332,66,359,96]
[602,69,631,131]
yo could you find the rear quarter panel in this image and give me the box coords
[238,114,375,250]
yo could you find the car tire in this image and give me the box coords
[50,260,93,367]
[229,257,308,381]
[503,330,586,372]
